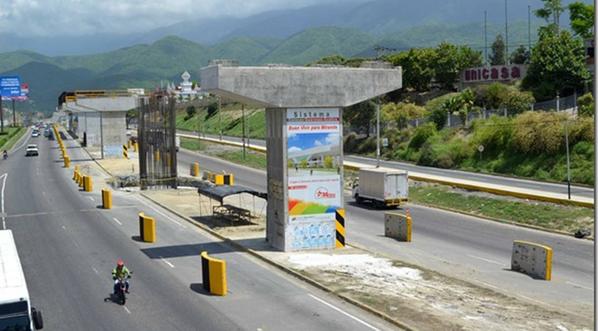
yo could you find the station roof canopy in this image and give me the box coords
[196,182,266,204]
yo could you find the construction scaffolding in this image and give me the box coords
[138,92,177,190]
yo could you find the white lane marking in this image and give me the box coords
[308,294,379,331]
[123,306,131,314]
[88,197,95,202]
[1,173,7,230]
[467,254,504,266]
[133,196,185,228]
[566,281,593,290]
[11,132,31,152]
[92,267,99,274]
[159,256,175,268]
[112,217,123,226]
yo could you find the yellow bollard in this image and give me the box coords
[63,155,71,168]
[84,176,93,192]
[191,162,200,177]
[102,189,112,209]
[79,175,85,188]
[133,142,138,153]
[154,150,160,162]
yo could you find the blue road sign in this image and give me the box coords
[0,76,21,97]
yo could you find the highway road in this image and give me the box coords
[177,148,594,318]
[0,132,395,330]
[180,131,594,199]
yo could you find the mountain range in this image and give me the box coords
[0,0,590,113]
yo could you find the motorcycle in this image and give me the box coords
[113,274,131,305]
[2,151,7,160]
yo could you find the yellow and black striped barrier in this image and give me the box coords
[206,172,234,186]
[138,212,156,243]
[123,144,129,159]
[201,251,227,296]
[102,189,112,209]
[335,209,346,248]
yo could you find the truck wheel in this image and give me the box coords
[32,308,43,329]
[355,195,363,204]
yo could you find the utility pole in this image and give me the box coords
[241,104,246,160]
[504,0,509,64]
[218,96,222,140]
[0,97,4,133]
[100,112,104,159]
[528,5,532,55]
[12,99,16,127]
[558,93,571,200]
[484,10,488,65]
[376,99,381,168]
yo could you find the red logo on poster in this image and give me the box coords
[315,187,336,199]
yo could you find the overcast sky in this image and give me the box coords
[0,0,351,36]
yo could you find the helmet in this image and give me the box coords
[117,259,124,267]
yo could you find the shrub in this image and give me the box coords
[470,116,513,154]
[577,93,594,117]
[409,123,437,149]
[512,111,566,154]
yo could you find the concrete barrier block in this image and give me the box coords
[200,251,227,296]
[511,240,552,280]
[139,213,156,243]
[384,212,412,242]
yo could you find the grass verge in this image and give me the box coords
[181,137,267,170]
[0,127,25,151]
[410,184,593,234]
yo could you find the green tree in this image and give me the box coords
[206,102,218,119]
[386,48,437,91]
[382,102,427,129]
[344,100,376,137]
[311,55,346,66]
[522,28,590,100]
[490,34,506,65]
[535,0,564,27]
[434,43,482,90]
[510,45,530,64]
[568,2,595,39]
[323,155,334,168]
[503,90,535,115]
[577,92,594,117]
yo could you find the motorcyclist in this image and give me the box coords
[2,150,7,159]
[112,259,131,294]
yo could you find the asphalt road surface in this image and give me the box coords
[178,148,594,318]
[0,132,395,330]
[180,131,594,199]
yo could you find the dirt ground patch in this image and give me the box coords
[284,251,592,331]
[143,188,266,238]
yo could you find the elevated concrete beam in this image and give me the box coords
[200,65,402,108]
[76,96,137,111]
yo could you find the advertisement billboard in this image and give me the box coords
[0,76,21,97]
[286,108,342,250]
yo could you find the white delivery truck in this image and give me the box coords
[0,230,43,330]
[352,168,408,208]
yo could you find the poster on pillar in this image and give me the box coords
[286,108,341,250]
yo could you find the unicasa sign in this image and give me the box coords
[461,64,528,84]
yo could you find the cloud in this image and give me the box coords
[314,140,323,146]
[288,146,302,153]
[325,133,339,145]
[0,0,346,37]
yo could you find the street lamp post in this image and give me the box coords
[558,93,571,200]
[376,99,381,168]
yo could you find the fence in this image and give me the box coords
[346,93,580,134]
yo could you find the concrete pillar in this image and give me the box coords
[201,64,402,251]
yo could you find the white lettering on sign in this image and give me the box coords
[461,65,528,83]
[287,108,340,122]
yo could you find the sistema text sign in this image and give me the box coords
[0,76,21,97]
[461,65,527,84]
